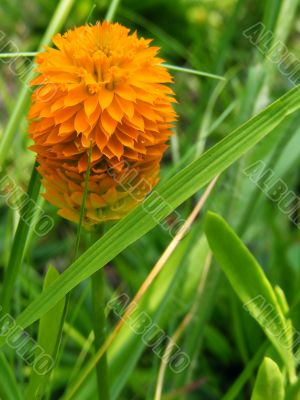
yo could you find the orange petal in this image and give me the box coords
[74,109,90,133]
[78,153,89,172]
[62,142,80,156]
[115,84,136,101]
[54,106,80,124]
[107,136,124,159]
[107,99,124,122]
[84,94,99,117]
[95,126,108,151]
[58,208,80,223]
[115,97,134,119]
[116,130,135,148]
[90,193,106,208]
[135,102,158,121]
[98,88,114,110]
[129,112,144,130]
[101,110,118,135]
[59,118,75,134]
[51,96,65,112]
[64,85,88,107]
[102,146,115,159]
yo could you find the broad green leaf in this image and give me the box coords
[251,357,284,400]
[3,84,300,345]
[0,353,23,400]
[204,211,295,380]
[25,266,66,400]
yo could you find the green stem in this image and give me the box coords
[163,63,226,80]
[0,52,38,58]
[74,143,92,260]
[91,256,110,400]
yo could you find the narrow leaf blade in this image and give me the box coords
[25,266,66,400]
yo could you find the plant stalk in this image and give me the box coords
[91,263,110,400]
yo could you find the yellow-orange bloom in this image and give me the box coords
[28,21,177,226]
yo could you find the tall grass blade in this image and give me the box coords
[25,266,66,400]
[0,354,23,400]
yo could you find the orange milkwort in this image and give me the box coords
[28,21,177,227]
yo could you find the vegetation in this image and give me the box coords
[0,0,300,399]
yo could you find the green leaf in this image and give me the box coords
[0,353,23,400]
[4,84,300,344]
[251,357,285,400]
[25,266,66,400]
[204,211,296,380]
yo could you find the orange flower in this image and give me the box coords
[28,21,177,227]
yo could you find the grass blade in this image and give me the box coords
[0,353,23,400]
[162,64,226,80]
[0,52,37,58]
[1,164,41,314]
[25,266,66,400]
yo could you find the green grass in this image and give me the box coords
[1,0,300,399]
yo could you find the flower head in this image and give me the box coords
[28,21,177,227]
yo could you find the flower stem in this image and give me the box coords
[73,143,92,260]
[90,230,110,400]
